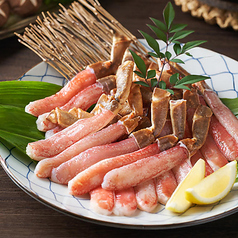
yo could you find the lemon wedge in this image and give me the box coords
[185,160,237,205]
[165,159,205,213]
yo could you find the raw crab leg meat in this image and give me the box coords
[50,137,139,184]
[26,108,115,160]
[25,68,97,117]
[68,143,161,196]
[34,121,127,178]
[134,179,158,212]
[155,170,177,205]
[200,133,228,171]
[195,81,238,143]
[36,81,106,132]
[102,143,189,191]
[209,116,238,161]
[89,186,115,216]
[36,75,116,132]
[113,188,137,216]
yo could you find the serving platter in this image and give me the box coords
[0,41,238,229]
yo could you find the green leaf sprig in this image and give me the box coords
[130,1,209,94]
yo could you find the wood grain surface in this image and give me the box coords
[0,0,238,237]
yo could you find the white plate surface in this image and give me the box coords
[1,41,238,229]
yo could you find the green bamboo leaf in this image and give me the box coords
[0,81,62,108]
[150,17,167,31]
[170,58,185,64]
[220,97,238,118]
[147,70,156,79]
[170,23,187,33]
[139,30,160,56]
[147,24,167,43]
[150,78,158,88]
[0,105,45,153]
[129,50,147,77]
[134,81,150,87]
[163,2,175,29]
[170,30,194,42]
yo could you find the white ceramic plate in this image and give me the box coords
[1,41,238,229]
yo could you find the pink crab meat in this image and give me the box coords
[102,143,189,191]
[26,108,115,160]
[25,68,96,117]
[209,116,238,161]
[51,137,138,184]
[113,188,137,216]
[134,179,158,212]
[90,186,115,216]
[68,143,161,196]
[34,121,127,178]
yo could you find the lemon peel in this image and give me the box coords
[185,160,237,205]
[165,159,205,213]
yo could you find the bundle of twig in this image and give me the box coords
[16,0,147,79]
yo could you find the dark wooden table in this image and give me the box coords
[0,0,238,237]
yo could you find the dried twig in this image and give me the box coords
[16,0,147,79]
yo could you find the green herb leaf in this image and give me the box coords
[169,73,179,85]
[170,58,185,64]
[182,40,207,53]
[150,17,167,32]
[147,24,167,43]
[151,78,158,88]
[147,70,156,79]
[129,50,147,77]
[174,84,191,90]
[158,80,167,89]
[170,23,187,33]
[163,2,175,30]
[134,70,145,78]
[166,88,174,95]
[173,43,182,55]
[165,51,172,60]
[134,81,150,87]
[176,75,209,85]
[170,30,194,42]
[148,52,159,58]
[139,30,160,56]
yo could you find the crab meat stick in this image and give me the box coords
[209,116,238,161]
[200,133,228,171]
[155,170,177,205]
[172,158,192,184]
[102,143,189,191]
[68,143,161,196]
[113,188,137,216]
[134,179,158,212]
[195,81,238,143]
[51,137,138,184]
[26,108,115,160]
[190,150,213,177]
[34,121,127,178]
[25,68,97,117]
[37,76,116,132]
[89,186,115,216]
